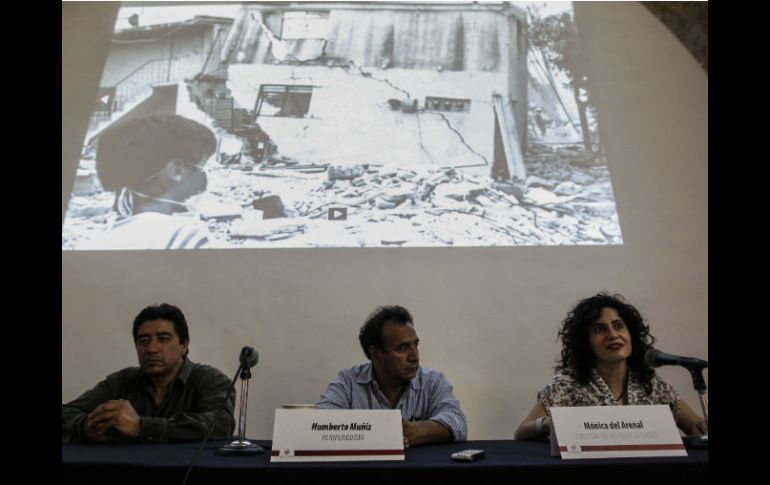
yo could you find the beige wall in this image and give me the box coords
[62,2,707,440]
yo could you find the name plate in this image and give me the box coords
[270,409,405,462]
[550,405,687,459]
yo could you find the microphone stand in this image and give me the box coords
[216,364,264,455]
[684,365,708,448]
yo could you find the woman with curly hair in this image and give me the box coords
[514,292,707,440]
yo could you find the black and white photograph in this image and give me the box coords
[62,1,623,250]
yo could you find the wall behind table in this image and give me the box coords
[62,2,707,440]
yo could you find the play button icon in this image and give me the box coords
[328,207,347,221]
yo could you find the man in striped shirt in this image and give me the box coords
[75,114,226,250]
[316,305,467,447]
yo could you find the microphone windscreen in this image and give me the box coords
[643,348,659,368]
[239,346,259,368]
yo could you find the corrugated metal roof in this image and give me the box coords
[113,15,234,41]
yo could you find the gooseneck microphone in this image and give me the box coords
[644,347,709,438]
[183,345,263,485]
[644,348,708,370]
[217,346,264,456]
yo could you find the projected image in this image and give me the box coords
[62,1,622,249]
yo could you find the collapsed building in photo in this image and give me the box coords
[222,1,528,181]
[64,2,624,249]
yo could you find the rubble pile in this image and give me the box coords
[62,141,622,249]
[200,141,622,247]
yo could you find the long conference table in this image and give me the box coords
[62,439,707,485]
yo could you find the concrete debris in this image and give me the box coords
[72,169,103,197]
[328,164,366,181]
[62,141,623,248]
[525,187,567,205]
[252,194,286,219]
[195,198,243,220]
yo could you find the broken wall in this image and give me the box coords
[228,64,507,167]
[224,7,514,73]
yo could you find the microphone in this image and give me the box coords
[187,345,264,477]
[216,346,264,456]
[644,348,707,370]
[239,346,259,369]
